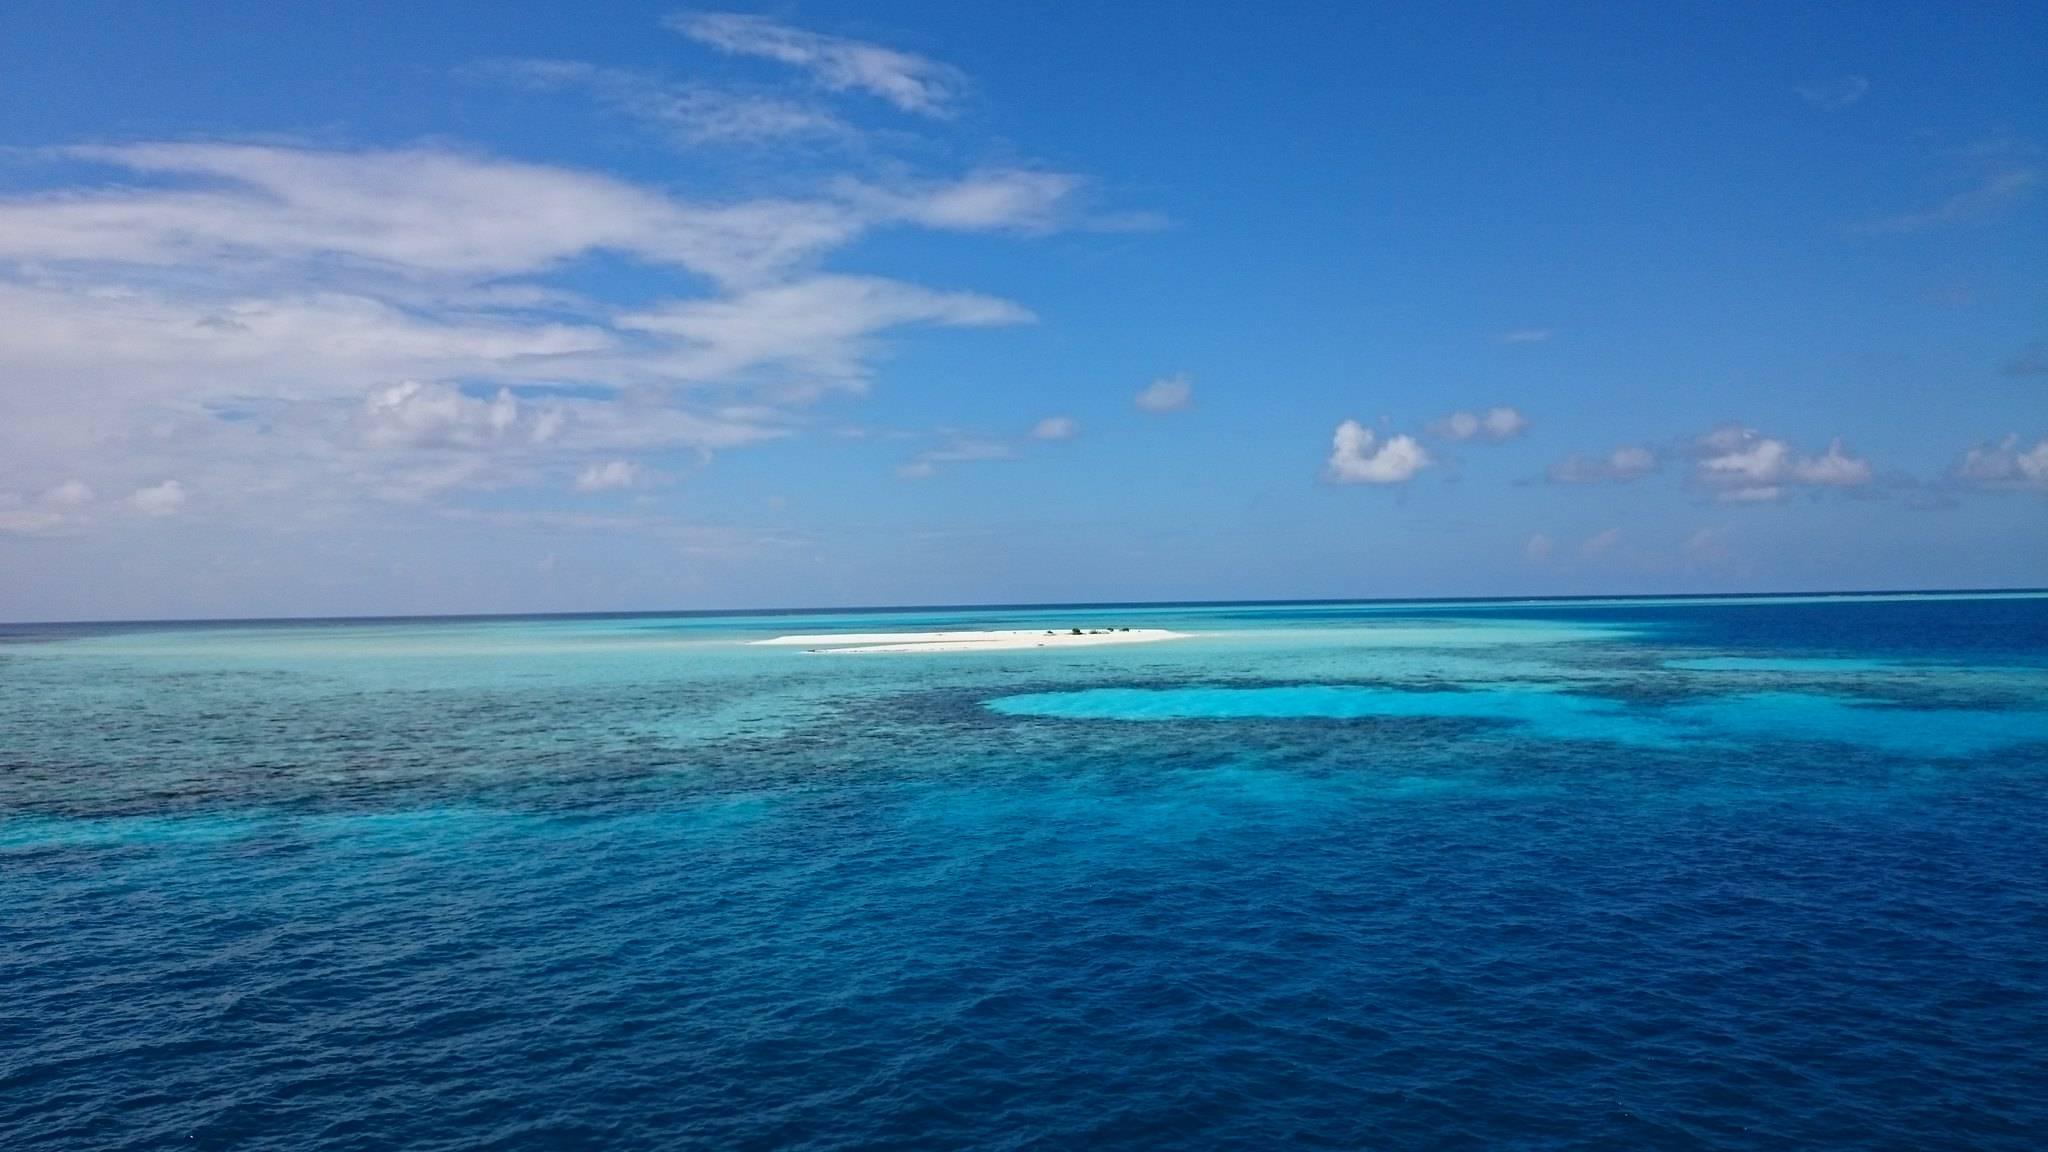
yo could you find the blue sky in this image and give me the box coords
[0,2,2042,620]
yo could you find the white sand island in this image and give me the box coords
[750,628,1190,654]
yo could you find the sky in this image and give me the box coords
[0,2,2043,620]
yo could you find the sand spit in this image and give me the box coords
[750,628,1190,654]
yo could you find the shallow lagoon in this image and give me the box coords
[4,593,2046,1149]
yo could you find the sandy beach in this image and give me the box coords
[750,628,1190,654]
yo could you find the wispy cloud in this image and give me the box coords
[0,509,68,537]
[1429,406,1527,442]
[1492,327,1553,345]
[0,126,1089,529]
[1325,421,1429,484]
[1864,139,2041,233]
[1135,372,1193,413]
[16,142,860,285]
[128,480,188,516]
[895,434,1017,479]
[573,460,644,492]
[836,169,1085,233]
[1789,438,1874,486]
[1548,445,1657,484]
[6,144,1093,290]
[1868,169,2039,232]
[0,147,1077,537]
[0,482,93,536]
[0,10,1171,604]
[472,58,854,146]
[1797,75,1869,108]
[2003,343,2048,377]
[668,12,966,117]
[617,274,1033,384]
[437,506,801,557]
[1948,434,2048,490]
[44,480,94,507]
[1682,527,1731,567]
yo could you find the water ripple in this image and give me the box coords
[4,599,2046,1148]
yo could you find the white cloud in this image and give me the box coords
[0,272,787,517]
[1580,527,1621,558]
[668,12,966,117]
[1430,405,1527,442]
[2013,441,2047,485]
[1031,416,1079,440]
[618,274,1032,383]
[1135,372,1193,413]
[128,480,187,516]
[1325,420,1429,484]
[0,19,1141,573]
[1688,426,1872,501]
[1698,435,1788,484]
[1483,407,1529,439]
[1950,435,2048,489]
[1789,438,1874,486]
[43,479,94,506]
[573,460,643,492]
[1493,328,1553,344]
[1609,446,1658,477]
[0,144,1086,475]
[1523,532,1554,563]
[1549,445,1657,484]
[361,381,520,449]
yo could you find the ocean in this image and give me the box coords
[3,593,2045,1149]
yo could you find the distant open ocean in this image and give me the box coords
[4,593,2046,1149]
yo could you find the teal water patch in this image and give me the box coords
[989,684,2048,757]
[1664,656,1897,673]
[0,812,264,851]
[987,685,1676,745]
[1665,692,2048,757]
[1252,620,1636,647]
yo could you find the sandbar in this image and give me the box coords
[750,628,1190,654]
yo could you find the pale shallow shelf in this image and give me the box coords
[748,628,1190,654]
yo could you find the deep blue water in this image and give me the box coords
[3,594,2046,1149]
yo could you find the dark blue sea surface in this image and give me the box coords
[3,594,2046,1149]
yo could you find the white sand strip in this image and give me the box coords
[750,628,1189,653]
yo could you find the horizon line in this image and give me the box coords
[5,584,2045,631]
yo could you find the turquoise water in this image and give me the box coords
[4,594,2047,1148]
